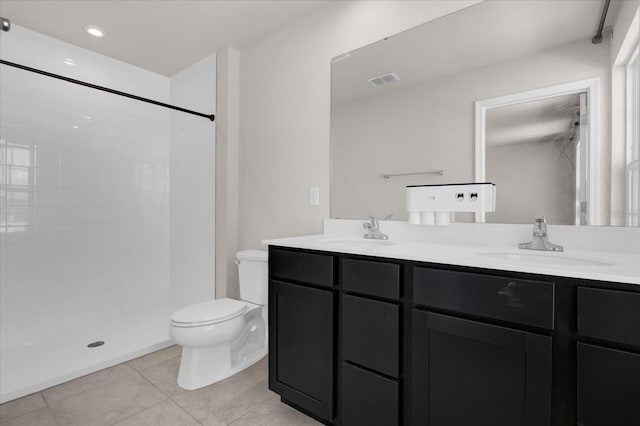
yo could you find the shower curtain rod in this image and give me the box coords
[0,59,216,122]
[592,0,610,44]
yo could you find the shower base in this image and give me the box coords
[0,307,175,403]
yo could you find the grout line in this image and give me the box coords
[40,361,136,405]
[135,372,203,425]
[40,391,62,426]
[107,398,167,426]
[126,345,181,373]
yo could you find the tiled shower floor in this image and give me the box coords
[1,307,176,403]
[0,346,320,426]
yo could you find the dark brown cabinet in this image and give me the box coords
[577,287,640,426]
[342,362,399,426]
[413,311,552,426]
[268,249,337,423]
[340,257,402,426]
[577,343,640,426]
[342,294,400,377]
[267,246,639,426]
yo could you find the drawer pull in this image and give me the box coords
[498,282,522,308]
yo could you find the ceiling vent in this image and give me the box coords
[366,72,400,87]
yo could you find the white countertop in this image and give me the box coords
[263,234,640,285]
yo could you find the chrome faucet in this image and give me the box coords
[363,215,391,240]
[518,217,563,252]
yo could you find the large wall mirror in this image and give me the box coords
[330,0,640,226]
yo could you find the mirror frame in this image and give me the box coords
[474,77,600,224]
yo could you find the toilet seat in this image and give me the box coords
[170,298,247,328]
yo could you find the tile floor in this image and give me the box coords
[0,346,320,426]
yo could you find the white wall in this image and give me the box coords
[238,1,480,260]
[215,47,241,299]
[0,24,218,350]
[169,55,217,308]
[487,141,576,224]
[0,25,171,349]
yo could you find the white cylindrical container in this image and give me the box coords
[421,211,436,225]
[435,212,450,226]
[237,250,268,305]
[409,211,422,225]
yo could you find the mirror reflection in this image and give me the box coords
[330,0,640,226]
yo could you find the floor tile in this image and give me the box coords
[42,362,135,404]
[127,345,181,372]
[0,407,58,426]
[49,373,166,426]
[172,362,271,426]
[137,357,185,398]
[230,392,321,426]
[113,399,200,426]
[0,393,48,422]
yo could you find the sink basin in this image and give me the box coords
[317,238,396,248]
[477,252,615,267]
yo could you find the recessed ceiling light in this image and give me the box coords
[85,25,105,38]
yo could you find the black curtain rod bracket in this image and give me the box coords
[0,59,215,122]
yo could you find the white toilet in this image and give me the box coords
[169,249,268,390]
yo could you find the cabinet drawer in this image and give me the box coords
[342,363,399,426]
[342,258,400,299]
[414,267,554,329]
[269,248,334,288]
[578,287,640,348]
[342,295,400,377]
[578,343,640,426]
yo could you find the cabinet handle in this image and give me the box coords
[498,282,522,308]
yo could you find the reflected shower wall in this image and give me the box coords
[0,25,215,402]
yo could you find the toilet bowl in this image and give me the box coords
[169,250,268,390]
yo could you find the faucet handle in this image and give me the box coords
[533,216,547,237]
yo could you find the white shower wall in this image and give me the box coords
[0,25,215,402]
[169,55,217,309]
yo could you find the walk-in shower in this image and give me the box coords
[0,23,217,403]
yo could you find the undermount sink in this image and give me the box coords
[317,238,396,248]
[477,251,615,267]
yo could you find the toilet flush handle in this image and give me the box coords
[234,259,240,265]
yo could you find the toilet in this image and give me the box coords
[169,249,268,390]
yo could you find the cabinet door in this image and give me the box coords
[577,343,640,426]
[269,280,334,422]
[412,311,551,426]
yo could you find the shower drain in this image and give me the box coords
[87,341,105,348]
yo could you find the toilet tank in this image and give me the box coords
[237,250,268,305]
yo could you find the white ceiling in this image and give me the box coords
[331,0,613,104]
[0,0,330,76]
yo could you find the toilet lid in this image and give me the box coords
[170,298,247,327]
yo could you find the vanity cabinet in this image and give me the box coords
[340,257,402,426]
[268,248,336,423]
[412,267,553,426]
[267,245,640,426]
[576,287,640,426]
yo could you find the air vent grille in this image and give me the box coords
[366,72,400,87]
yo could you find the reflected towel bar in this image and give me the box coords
[383,170,444,179]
